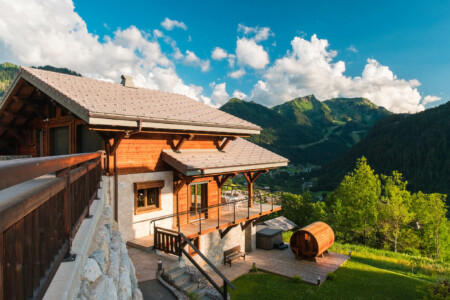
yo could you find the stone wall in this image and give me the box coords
[183,223,253,270]
[76,202,143,300]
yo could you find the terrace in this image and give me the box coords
[127,187,282,250]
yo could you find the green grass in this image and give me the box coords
[230,260,427,300]
[230,232,449,299]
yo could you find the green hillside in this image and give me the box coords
[0,62,81,98]
[221,95,391,166]
[316,101,450,196]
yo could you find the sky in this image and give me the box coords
[0,0,448,113]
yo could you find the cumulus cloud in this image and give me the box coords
[250,34,428,113]
[238,24,273,42]
[0,0,214,105]
[228,69,245,79]
[183,50,211,72]
[210,82,230,107]
[232,90,248,100]
[422,95,441,105]
[236,38,269,69]
[211,47,228,60]
[161,17,187,30]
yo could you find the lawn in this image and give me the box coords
[229,259,428,300]
[229,232,448,299]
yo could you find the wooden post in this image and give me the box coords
[114,151,118,223]
[57,168,71,239]
[248,180,253,208]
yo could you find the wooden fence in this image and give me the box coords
[0,151,104,300]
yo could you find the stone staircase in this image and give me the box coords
[162,263,215,300]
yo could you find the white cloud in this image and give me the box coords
[211,47,228,60]
[183,50,210,72]
[250,34,429,113]
[237,24,273,42]
[161,17,187,31]
[228,69,245,79]
[347,45,358,53]
[236,38,269,69]
[0,0,211,104]
[153,29,164,38]
[232,90,248,100]
[422,95,441,105]
[210,82,230,107]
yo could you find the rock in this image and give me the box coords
[132,287,143,300]
[90,249,107,273]
[108,249,120,290]
[81,258,102,283]
[76,280,91,299]
[118,269,132,300]
[91,276,118,300]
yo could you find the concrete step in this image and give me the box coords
[180,280,198,293]
[165,266,185,281]
[173,274,191,288]
[193,288,206,298]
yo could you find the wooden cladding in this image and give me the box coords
[0,151,103,300]
[134,180,165,215]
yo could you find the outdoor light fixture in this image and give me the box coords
[317,276,321,285]
[157,259,162,272]
[349,250,352,258]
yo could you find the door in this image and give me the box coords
[189,182,208,222]
[50,126,69,155]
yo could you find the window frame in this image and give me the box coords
[134,180,165,215]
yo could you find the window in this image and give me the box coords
[134,180,165,214]
[189,182,208,222]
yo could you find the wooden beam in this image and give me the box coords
[0,125,25,144]
[109,132,125,156]
[218,136,236,151]
[173,134,194,152]
[213,173,237,189]
[240,220,254,231]
[251,170,267,182]
[12,96,45,120]
[173,176,194,195]
[219,224,238,239]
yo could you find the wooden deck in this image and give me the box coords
[127,203,281,251]
[209,246,349,285]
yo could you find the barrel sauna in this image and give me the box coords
[290,221,334,260]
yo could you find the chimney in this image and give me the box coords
[121,75,134,88]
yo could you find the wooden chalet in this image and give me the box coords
[0,67,289,273]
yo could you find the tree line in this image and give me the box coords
[281,157,450,261]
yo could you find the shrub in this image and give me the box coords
[292,275,302,283]
[187,291,200,300]
[252,264,258,273]
[422,279,450,299]
[327,272,337,280]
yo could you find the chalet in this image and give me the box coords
[0,67,288,281]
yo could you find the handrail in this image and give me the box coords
[149,198,249,224]
[0,151,104,190]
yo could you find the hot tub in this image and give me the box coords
[256,227,283,250]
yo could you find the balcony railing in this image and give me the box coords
[150,189,282,237]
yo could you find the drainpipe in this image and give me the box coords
[114,151,119,223]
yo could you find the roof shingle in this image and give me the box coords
[10,67,260,134]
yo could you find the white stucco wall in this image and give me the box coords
[105,171,174,242]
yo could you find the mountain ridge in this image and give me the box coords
[220,95,392,166]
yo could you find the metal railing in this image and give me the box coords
[149,192,282,235]
[154,227,235,299]
[0,151,104,300]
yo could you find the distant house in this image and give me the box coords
[0,67,289,268]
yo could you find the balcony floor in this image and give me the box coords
[127,203,281,250]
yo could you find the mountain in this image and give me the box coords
[220,95,391,166]
[315,101,450,196]
[0,62,20,98]
[0,62,81,98]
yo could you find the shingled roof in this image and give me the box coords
[1,67,261,135]
[161,138,289,176]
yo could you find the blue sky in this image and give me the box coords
[0,0,448,112]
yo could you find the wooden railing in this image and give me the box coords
[0,151,104,300]
[154,227,236,299]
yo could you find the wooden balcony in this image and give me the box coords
[128,194,282,250]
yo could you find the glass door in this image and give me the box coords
[189,183,208,222]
